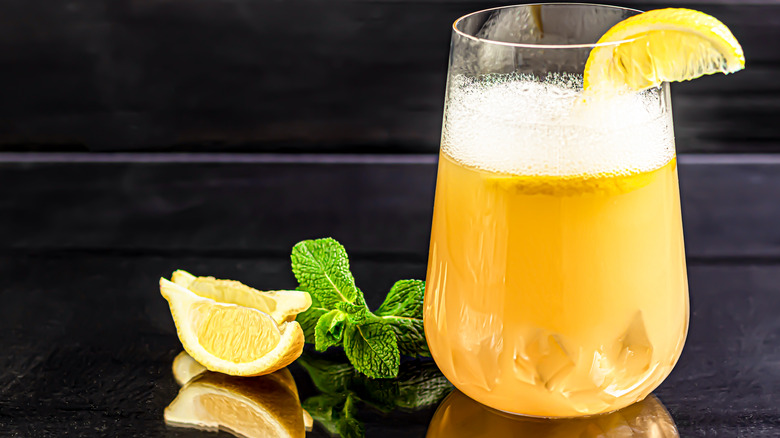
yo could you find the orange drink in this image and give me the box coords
[425,151,688,417]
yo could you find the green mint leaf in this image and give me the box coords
[386,319,429,357]
[315,310,348,352]
[335,301,375,325]
[375,280,425,318]
[291,238,359,308]
[375,280,429,357]
[343,321,400,379]
[296,292,329,341]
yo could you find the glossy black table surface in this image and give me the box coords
[1,153,778,437]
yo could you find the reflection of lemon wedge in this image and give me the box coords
[172,270,311,324]
[426,391,679,438]
[170,351,313,431]
[165,369,306,438]
[302,410,313,432]
[584,8,744,92]
[160,275,308,376]
[172,351,208,386]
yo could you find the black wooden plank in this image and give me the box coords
[0,0,776,153]
[680,155,780,258]
[0,155,438,257]
[2,153,779,259]
[0,254,777,435]
[672,94,780,152]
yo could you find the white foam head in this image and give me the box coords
[441,73,675,176]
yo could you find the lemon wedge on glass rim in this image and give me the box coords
[160,270,311,377]
[583,8,745,93]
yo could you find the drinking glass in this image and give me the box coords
[423,3,689,418]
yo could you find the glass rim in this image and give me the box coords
[452,2,643,49]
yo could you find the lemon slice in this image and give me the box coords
[584,8,745,92]
[165,369,306,438]
[172,270,311,324]
[161,277,307,376]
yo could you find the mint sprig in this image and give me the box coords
[291,237,429,379]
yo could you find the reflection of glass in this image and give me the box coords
[423,4,689,418]
[427,390,679,437]
[164,352,309,438]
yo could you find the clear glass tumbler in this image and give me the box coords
[423,3,689,418]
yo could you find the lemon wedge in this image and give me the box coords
[165,368,306,438]
[160,273,309,376]
[584,8,745,92]
[171,270,311,325]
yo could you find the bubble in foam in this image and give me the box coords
[441,73,675,177]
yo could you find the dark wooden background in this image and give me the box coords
[1,2,779,435]
[0,0,777,153]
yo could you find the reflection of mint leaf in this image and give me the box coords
[375,280,429,357]
[339,417,364,438]
[302,393,364,438]
[352,377,398,412]
[393,361,453,409]
[302,394,344,436]
[338,393,365,438]
[299,352,454,438]
[353,360,453,411]
[315,310,348,351]
[343,322,399,379]
[298,353,357,394]
[292,238,358,308]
